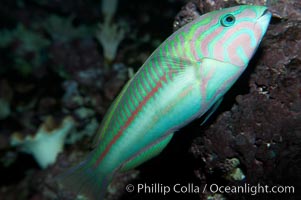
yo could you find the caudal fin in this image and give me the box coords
[56,156,112,200]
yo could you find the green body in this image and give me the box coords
[59,5,271,200]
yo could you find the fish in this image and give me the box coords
[57,5,271,200]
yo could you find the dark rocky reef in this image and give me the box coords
[176,1,301,200]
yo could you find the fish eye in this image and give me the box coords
[220,14,236,27]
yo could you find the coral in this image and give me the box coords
[37,14,92,43]
[95,20,126,62]
[49,38,103,82]
[0,24,50,75]
[65,118,99,144]
[101,0,119,23]
[11,24,49,52]
[11,116,75,169]
[173,2,201,31]
[103,63,128,100]
[61,80,84,109]
[95,0,128,63]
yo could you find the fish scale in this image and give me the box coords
[58,5,271,200]
[93,58,176,164]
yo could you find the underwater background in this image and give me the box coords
[0,0,300,199]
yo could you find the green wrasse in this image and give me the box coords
[58,5,271,199]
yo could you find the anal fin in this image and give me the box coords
[120,133,174,172]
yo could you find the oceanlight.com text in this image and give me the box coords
[125,183,295,196]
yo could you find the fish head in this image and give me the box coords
[195,5,271,68]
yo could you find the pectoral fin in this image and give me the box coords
[200,97,223,126]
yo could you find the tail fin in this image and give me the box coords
[56,155,112,200]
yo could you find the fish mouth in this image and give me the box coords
[260,9,270,18]
[254,8,272,37]
[257,8,272,23]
